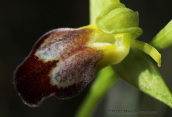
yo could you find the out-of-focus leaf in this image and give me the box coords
[91,66,119,96]
[150,20,172,50]
[112,48,172,108]
[75,66,119,117]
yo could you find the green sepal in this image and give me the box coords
[112,49,172,108]
[150,20,172,50]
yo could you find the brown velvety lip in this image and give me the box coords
[14,27,103,106]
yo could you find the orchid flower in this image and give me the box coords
[14,1,162,107]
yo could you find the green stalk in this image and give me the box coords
[75,0,120,117]
[75,66,118,117]
[76,0,172,116]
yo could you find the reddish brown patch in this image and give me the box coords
[34,28,92,57]
[14,55,58,106]
[14,27,103,106]
[53,47,103,99]
[35,29,92,62]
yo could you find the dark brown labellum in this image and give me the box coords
[14,28,103,106]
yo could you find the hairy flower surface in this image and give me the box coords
[14,24,132,106]
[14,2,161,107]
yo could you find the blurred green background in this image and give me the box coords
[0,0,172,117]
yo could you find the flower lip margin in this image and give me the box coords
[14,27,104,106]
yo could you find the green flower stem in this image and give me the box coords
[131,39,161,67]
[75,0,120,117]
[150,20,172,50]
[76,0,172,116]
[75,66,119,117]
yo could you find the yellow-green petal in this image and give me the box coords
[131,39,161,67]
